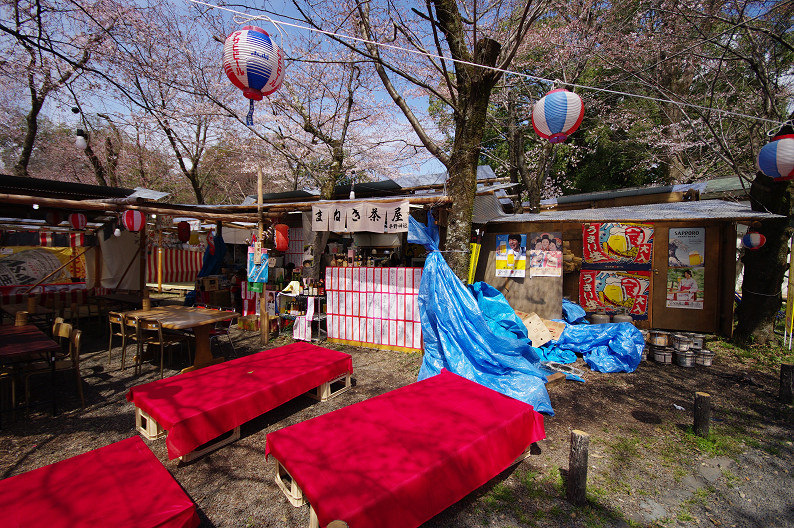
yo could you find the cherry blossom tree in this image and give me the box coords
[0,0,115,177]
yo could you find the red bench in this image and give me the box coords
[0,437,199,528]
[127,342,353,461]
[266,370,546,528]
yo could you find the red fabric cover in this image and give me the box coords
[265,370,546,528]
[0,437,199,528]
[127,342,353,459]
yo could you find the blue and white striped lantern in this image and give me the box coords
[223,26,285,125]
[532,88,584,143]
[757,134,794,181]
[741,231,766,250]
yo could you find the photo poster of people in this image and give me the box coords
[666,227,705,309]
[529,232,563,277]
[495,233,527,278]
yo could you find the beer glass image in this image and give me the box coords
[688,251,702,266]
[606,226,627,255]
[602,276,624,306]
[499,241,507,255]
[507,251,516,269]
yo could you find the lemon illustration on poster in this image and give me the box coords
[667,228,705,309]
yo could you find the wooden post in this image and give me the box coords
[780,363,793,404]
[567,430,589,506]
[139,223,147,293]
[257,167,267,346]
[694,392,711,437]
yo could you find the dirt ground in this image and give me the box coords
[1,322,792,528]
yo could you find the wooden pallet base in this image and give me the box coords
[135,407,166,440]
[179,426,241,462]
[274,458,306,507]
[306,372,352,402]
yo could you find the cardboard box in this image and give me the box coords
[200,277,219,291]
[515,310,563,348]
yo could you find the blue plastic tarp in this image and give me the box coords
[551,322,644,373]
[409,215,554,415]
[562,299,589,324]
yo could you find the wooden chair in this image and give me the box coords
[24,322,85,408]
[107,311,135,367]
[121,315,142,371]
[135,318,192,378]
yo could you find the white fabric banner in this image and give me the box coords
[310,205,331,232]
[360,203,386,232]
[384,201,410,232]
[345,202,366,232]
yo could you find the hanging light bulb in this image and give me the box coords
[114,227,121,237]
[349,170,356,199]
[75,129,87,150]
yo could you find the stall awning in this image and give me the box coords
[486,200,785,224]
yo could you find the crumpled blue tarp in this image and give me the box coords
[410,215,554,415]
[562,299,589,324]
[552,322,644,373]
[468,282,530,341]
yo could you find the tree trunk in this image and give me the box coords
[445,38,501,279]
[733,173,793,344]
[14,99,44,178]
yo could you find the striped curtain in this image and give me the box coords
[146,248,203,284]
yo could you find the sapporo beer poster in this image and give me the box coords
[582,222,653,269]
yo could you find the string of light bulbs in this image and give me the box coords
[189,0,789,128]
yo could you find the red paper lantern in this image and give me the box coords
[274,224,289,252]
[44,210,63,226]
[68,212,87,230]
[122,210,145,232]
[177,221,191,243]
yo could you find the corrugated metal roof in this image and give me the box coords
[473,194,509,223]
[488,199,783,224]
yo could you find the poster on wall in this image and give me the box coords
[0,247,84,286]
[666,227,705,309]
[582,222,654,269]
[579,269,651,319]
[529,231,563,277]
[494,233,527,278]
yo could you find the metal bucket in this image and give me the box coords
[695,349,714,366]
[689,333,705,350]
[649,330,670,347]
[652,346,672,364]
[673,334,693,352]
[675,350,695,367]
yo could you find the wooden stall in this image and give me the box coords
[474,200,783,336]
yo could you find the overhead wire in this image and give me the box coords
[190,0,789,127]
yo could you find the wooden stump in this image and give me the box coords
[567,430,589,506]
[780,363,793,404]
[694,392,711,437]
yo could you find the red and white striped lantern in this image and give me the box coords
[122,210,146,232]
[68,212,87,230]
[44,210,63,226]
